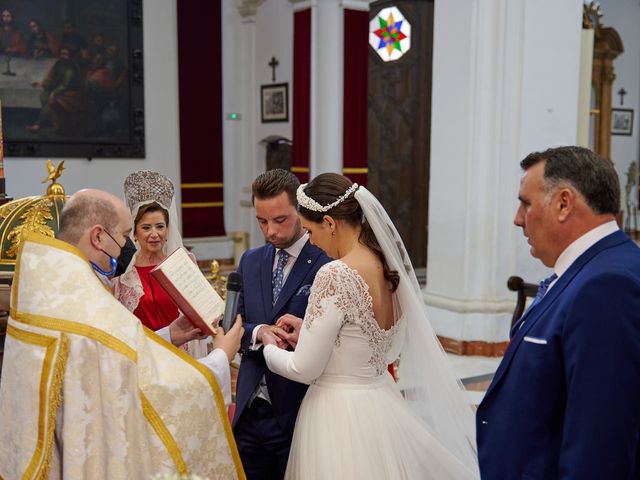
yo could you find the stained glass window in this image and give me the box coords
[369,6,411,62]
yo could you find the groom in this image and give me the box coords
[233,169,330,479]
[477,146,640,478]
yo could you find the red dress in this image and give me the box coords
[133,264,179,331]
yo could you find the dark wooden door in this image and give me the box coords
[367,0,433,271]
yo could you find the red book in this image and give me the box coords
[150,247,224,336]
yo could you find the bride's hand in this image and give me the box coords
[275,314,302,348]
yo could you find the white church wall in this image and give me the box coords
[221,1,258,240]
[249,0,294,248]
[513,0,583,279]
[222,0,295,249]
[427,0,583,344]
[254,0,293,145]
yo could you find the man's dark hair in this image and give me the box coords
[251,168,300,207]
[521,146,620,215]
[58,195,118,244]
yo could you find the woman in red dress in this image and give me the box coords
[113,170,209,357]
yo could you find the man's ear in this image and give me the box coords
[557,188,575,222]
[89,225,103,249]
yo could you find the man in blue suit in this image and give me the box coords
[477,146,640,479]
[232,169,330,479]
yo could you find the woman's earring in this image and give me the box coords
[331,230,335,237]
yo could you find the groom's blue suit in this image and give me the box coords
[477,230,640,479]
[232,239,330,477]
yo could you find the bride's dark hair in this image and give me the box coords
[299,173,399,292]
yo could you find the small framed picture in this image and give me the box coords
[261,83,288,123]
[612,108,634,136]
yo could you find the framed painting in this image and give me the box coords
[611,108,633,136]
[261,83,288,123]
[0,0,144,158]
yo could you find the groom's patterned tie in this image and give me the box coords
[510,273,558,338]
[272,250,290,304]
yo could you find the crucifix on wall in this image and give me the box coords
[618,88,627,106]
[269,56,279,82]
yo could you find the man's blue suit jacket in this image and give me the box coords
[477,230,640,479]
[232,240,330,439]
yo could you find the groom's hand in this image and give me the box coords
[257,325,288,349]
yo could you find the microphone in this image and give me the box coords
[222,272,242,332]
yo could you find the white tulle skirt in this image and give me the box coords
[284,373,478,480]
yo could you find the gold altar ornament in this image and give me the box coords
[0,160,68,272]
[43,159,65,184]
[206,259,228,300]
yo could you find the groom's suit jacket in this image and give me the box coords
[477,230,640,479]
[232,240,330,439]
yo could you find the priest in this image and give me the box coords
[0,189,245,479]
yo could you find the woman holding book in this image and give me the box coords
[113,170,239,360]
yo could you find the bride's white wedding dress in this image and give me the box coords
[264,260,478,479]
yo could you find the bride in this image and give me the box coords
[261,173,479,479]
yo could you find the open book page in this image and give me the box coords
[151,247,224,335]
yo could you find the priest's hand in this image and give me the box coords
[169,313,208,347]
[212,315,244,362]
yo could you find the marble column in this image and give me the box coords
[223,1,261,241]
[426,0,583,353]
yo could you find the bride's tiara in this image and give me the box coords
[296,182,359,212]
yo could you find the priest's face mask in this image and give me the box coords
[91,228,124,276]
[90,206,132,277]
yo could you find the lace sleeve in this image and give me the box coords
[304,262,344,329]
[112,276,121,298]
[264,263,345,384]
[113,267,145,313]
